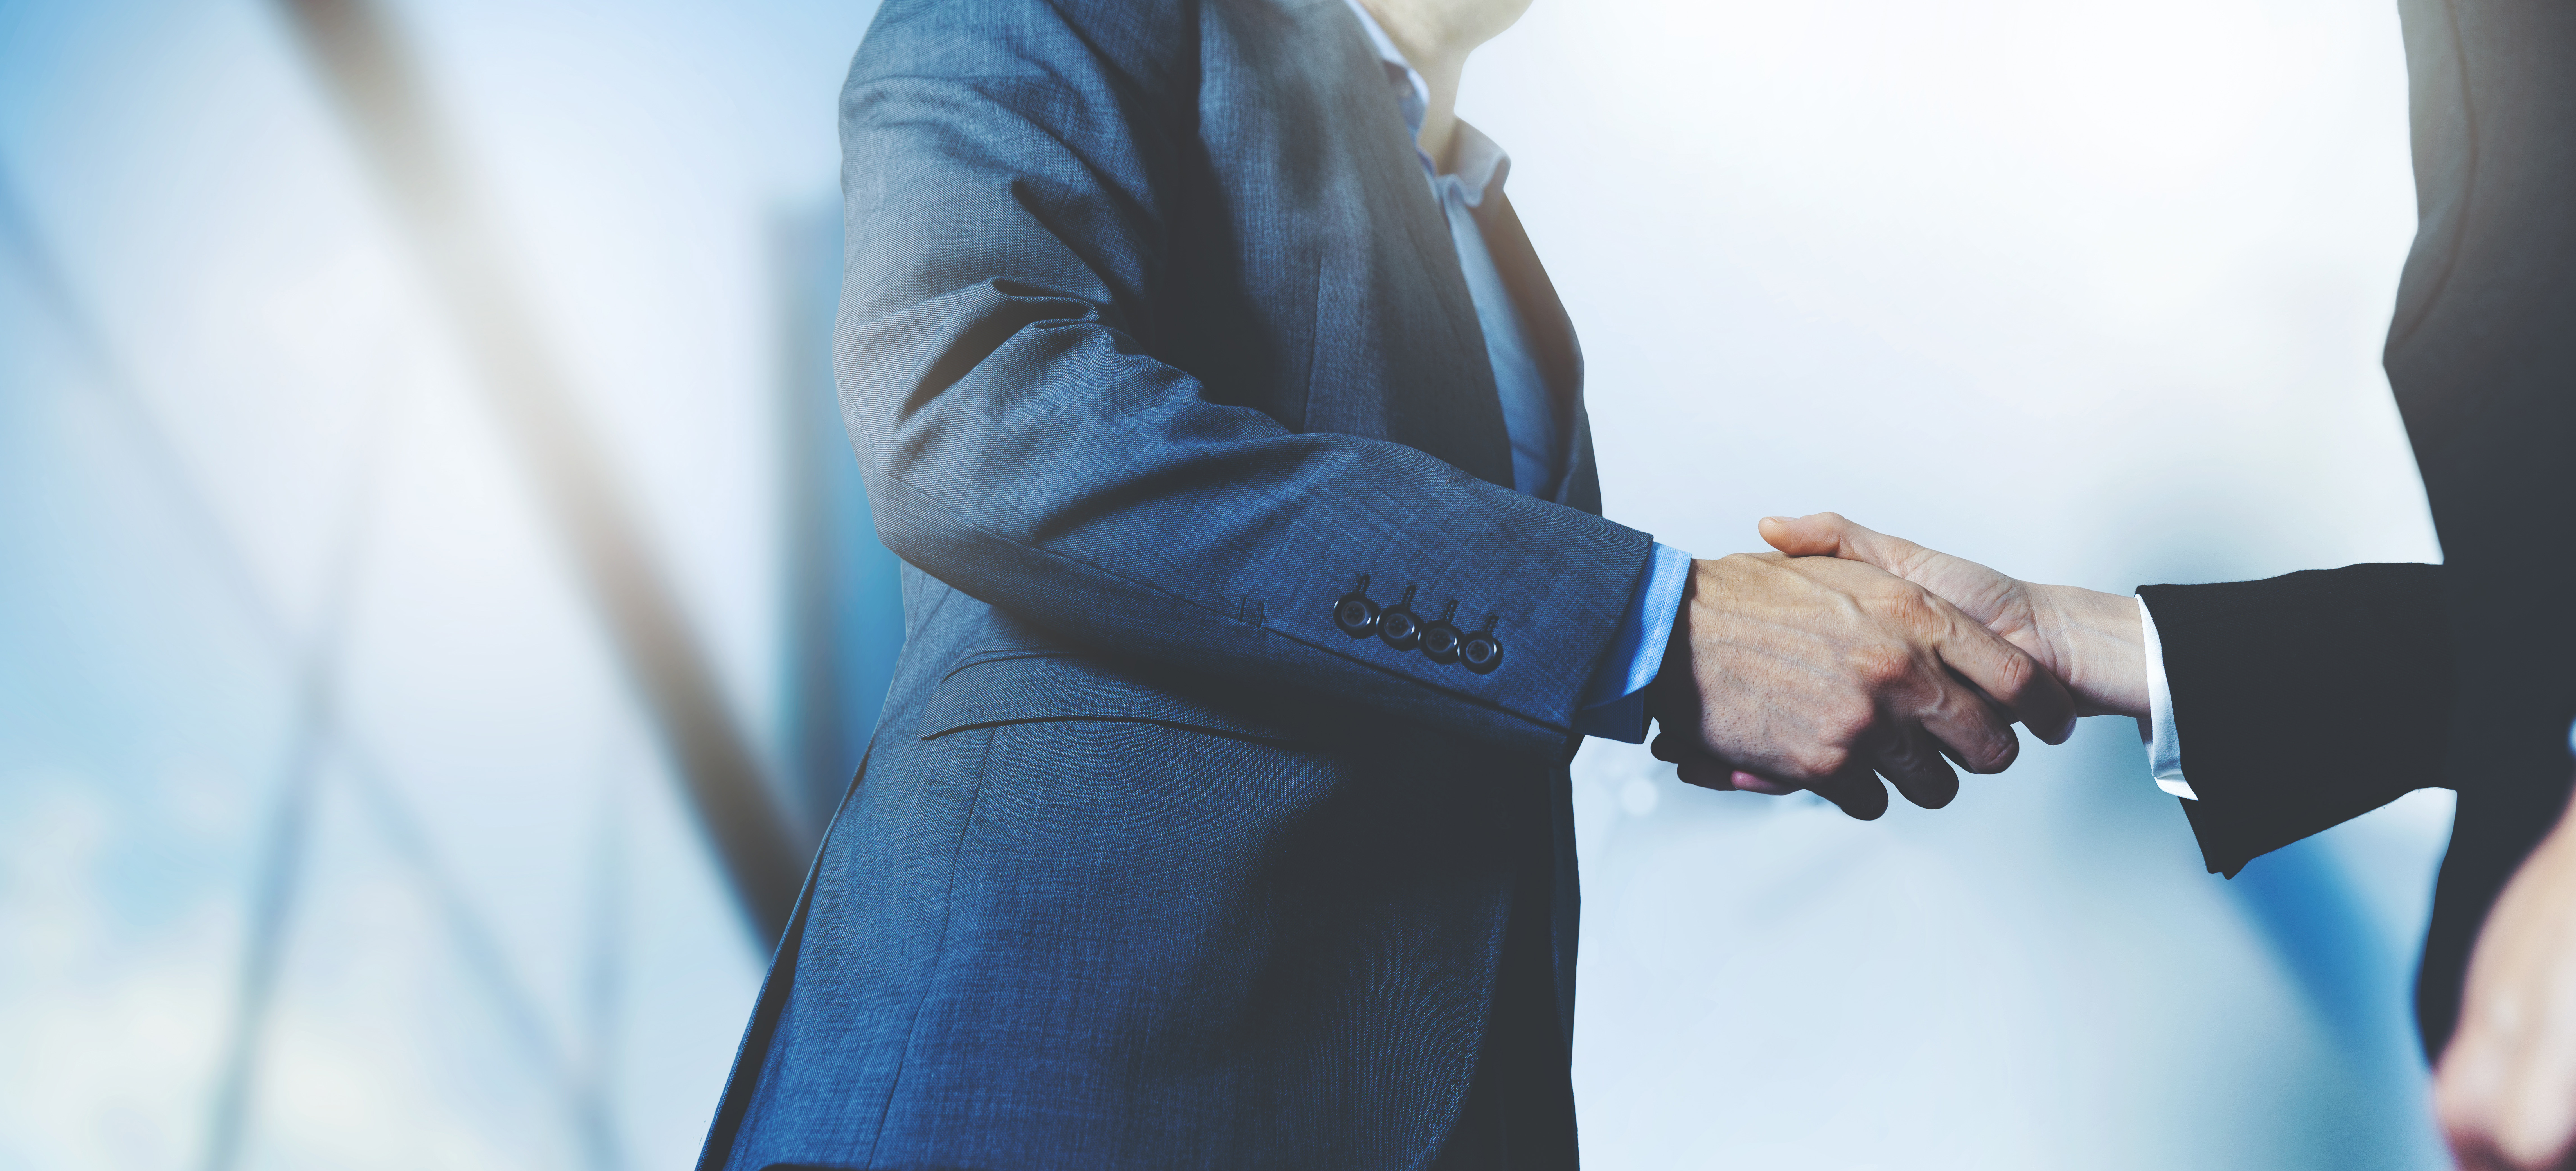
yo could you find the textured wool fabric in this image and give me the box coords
[2138,564,2452,878]
[697,1,1643,1166]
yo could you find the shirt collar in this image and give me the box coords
[1339,0,1511,208]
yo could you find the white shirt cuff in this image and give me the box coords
[2137,594,2197,800]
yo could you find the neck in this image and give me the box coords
[1358,0,1472,170]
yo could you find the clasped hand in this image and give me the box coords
[1649,513,2161,818]
[1642,549,2077,820]
[1649,512,2163,819]
[1698,513,2576,1171]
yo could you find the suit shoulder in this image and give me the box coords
[852,0,1199,93]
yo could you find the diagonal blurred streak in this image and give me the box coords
[0,158,620,1171]
[197,374,388,1171]
[581,765,631,1171]
[270,0,808,945]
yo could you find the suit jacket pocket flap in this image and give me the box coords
[917,652,1303,744]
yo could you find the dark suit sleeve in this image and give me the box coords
[831,0,1652,753]
[2138,563,2453,877]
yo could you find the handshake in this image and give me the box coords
[1663,514,2576,1171]
[1645,511,2151,819]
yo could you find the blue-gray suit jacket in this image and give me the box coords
[701,1,1657,1166]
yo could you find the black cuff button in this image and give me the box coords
[1332,575,1381,638]
[1460,620,1503,674]
[1419,600,1462,665]
[1378,585,1423,652]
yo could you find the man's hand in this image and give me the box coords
[1644,552,2076,820]
[1757,512,2150,721]
[2438,782,2576,1171]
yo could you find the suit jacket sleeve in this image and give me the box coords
[831,0,1653,753]
[2138,563,2453,876]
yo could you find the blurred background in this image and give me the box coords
[0,0,2450,1168]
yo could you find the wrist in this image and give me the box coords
[1643,562,1703,717]
[2029,583,2149,720]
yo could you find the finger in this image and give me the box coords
[1673,752,1735,791]
[1927,598,2079,749]
[1729,770,1797,795]
[1669,749,1793,796]
[1759,512,1926,577]
[1897,638,2027,774]
[1700,761,1798,795]
[1912,693,2022,775]
[1652,726,1790,794]
[1806,762,1890,821]
[1872,729,1961,810]
[1758,514,1834,556]
[1766,516,2042,647]
[1651,728,1700,766]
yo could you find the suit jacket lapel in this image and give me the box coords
[1297,0,1519,492]
[1473,190,1598,516]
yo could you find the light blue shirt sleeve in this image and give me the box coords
[1574,542,1693,743]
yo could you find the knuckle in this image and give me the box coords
[1853,642,1914,689]
[1795,744,1851,779]
[1882,584,1939,630]
[1991,648,2037,702]
[1882,737,1928,770]
[1826,700,1876,745]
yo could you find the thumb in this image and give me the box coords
[1760,512,1901,568]
[1760,513,1986,620]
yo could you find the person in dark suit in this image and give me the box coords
[694,1,2076,1167]
[1757,5,2576,1160]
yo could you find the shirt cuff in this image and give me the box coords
[1574,543,1693,743]
[2137,593,2198,800]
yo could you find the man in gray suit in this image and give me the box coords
[697,1,2073,1166]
